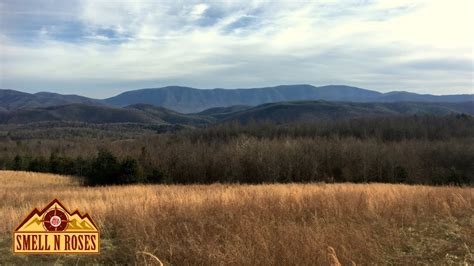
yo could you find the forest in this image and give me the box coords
[1,114,473,185]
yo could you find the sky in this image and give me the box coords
[0,0,473,98]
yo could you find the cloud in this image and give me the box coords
[0,0,472,97]
[190,3,210,18]
[401,58,473,71]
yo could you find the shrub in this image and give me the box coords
[118,157,144,184]
[84,149,121,186]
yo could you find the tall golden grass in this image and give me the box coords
[1,170,472,265]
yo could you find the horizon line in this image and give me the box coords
[1,84,473,100]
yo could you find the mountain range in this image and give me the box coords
[0,85,472,126]
[1,85,472,113]
[0,101,472,126]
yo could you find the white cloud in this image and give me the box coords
[0,0,472,97]
[190,3,209,18]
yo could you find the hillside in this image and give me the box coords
[0,101,472,126]
[218,101,394,123]
[0,103,207,126]
[218,101,474,124]
[0,104,160,124]
[0,89,103,111]
[125,104,211,125]
[34,92,103,105]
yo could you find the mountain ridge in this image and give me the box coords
[1,85,472,113]
[0,100,472,126]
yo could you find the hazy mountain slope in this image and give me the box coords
[0,101,471,125]
[0,90,50,110]
[378,102,474,115]
[0,104,161,124]
[216,101,474,124]
[217,101,393,124]
[125,104,211,125]
[0,103,209,125]
[0,89,103,111]
[195,105,251,120]
[104,85,473,113]
[34,92,103,105]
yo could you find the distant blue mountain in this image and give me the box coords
[103,85,473,113]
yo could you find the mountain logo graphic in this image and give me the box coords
[13,199,99,254]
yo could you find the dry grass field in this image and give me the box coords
[0,170,473,265]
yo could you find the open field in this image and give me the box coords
[1,170,473,265]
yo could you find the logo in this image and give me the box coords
[13,199,99,254]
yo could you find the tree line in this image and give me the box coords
[180,114,474,143]
[0,114,472,185]
[1,138,471,186]
[5,148,165,186]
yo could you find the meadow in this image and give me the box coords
[1,170,472,265]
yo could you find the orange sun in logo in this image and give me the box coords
[42,207,69,231]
